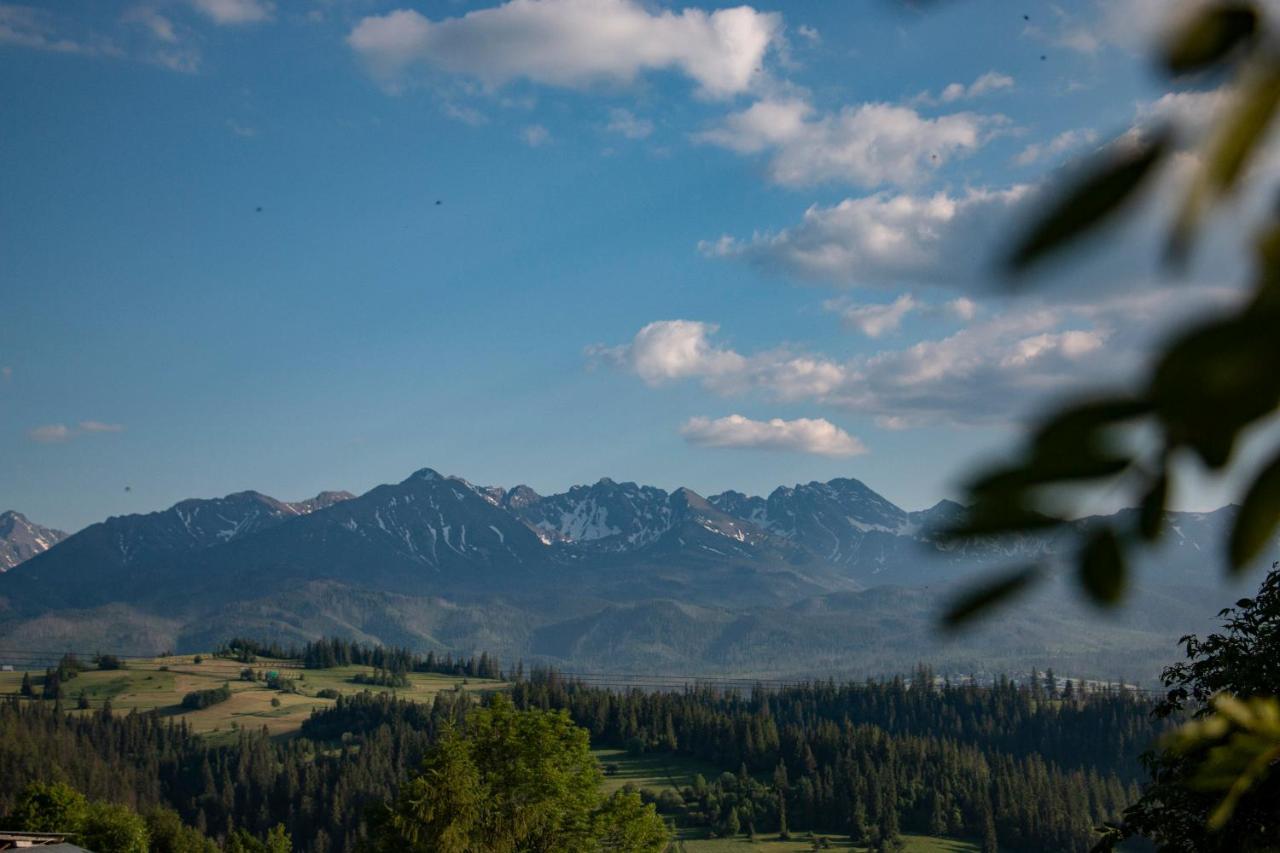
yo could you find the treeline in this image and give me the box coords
[215,636,503,680]
[0,692,469,852]
[181,685,233,710]
[2,779,290,853]
[21,652,127,701]
[511,668,1163,852]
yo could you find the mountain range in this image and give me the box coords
[0,468,1264,682]
[0,510,66,572]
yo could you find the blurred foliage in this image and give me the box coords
[940,4,1280,841]
[1093,569,1280,849]
[1167,694,1280,830]
[944,0,1280,624]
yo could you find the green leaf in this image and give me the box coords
[1080,527,1127,605]
[1169,60,1280,262]
[941,566,1042,630]
[1139,472,1168,542]
[1007,132,1169,273]
[1228,451,1280,572]
[967,454,1130,497]
[1031,397,1152,457]
[1163,3,1258,75]
[939,504,1063,541]
[1167,694,1280,831]
[1152,310,1280,468]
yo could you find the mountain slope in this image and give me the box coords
[0,466,1270,680]
[0,489,351,610]
[0,511,67,571]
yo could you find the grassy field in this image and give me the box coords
[0,654,503,741]
[594,746,978,852]
[594,747,728,795]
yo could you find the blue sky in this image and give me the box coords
[0,0,1264,531]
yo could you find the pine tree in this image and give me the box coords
[725,807,741,838]
[774,761,791,839]
[982,805,998,853]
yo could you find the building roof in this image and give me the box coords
[0,832,93,851]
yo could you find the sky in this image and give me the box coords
[1,0,1274,532]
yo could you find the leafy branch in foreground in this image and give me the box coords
[1166,694,1280,830]
[943,1,1280,626]
[1093,565,1280,851]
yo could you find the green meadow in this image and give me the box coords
[0,653,502,742]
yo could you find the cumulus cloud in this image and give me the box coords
[696,97,998,188]
[681,414,866,456]
[521,124,551,146]
[594,291,1234,427]
[347,0,781,98]
[702,186,1031,287]
[1137,87,1234,137]
[588,319,843,399]
[27,421,125,443]
[605,108,654,139]
[705,100,1004,189]
[590,320,750,387]
[189,0,273,25]
[825,294,918,338]
[913,71,1013,106]
[703,87,1280,294]
[1015,128,1099,166]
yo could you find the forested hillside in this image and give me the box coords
[0,650,1168,852]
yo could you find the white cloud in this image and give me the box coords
[914,71,1014,106]
[190,0,273,25]
[824,294,918,338]
[696,97,998,188]
[347,0,781,98]
[605,108,653,139]
[822,294,981,337]
[1015,128,1098,166]
[948,297,978,321]
[227,120,256,137]
[0,5,121,56]
[0,4,200,71]
[681,414,866,456]
[28,424,72,443]
[590,320,748,387]
[124,7,177,43]
[595,290,1234,427]
[27,421,125,443]
[1137,87,1233,137]
[1058,28,1100,54]
[702,186,1031,287]
[521,124,551,146]
[78,420,124,433]
[795,24,819,44]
